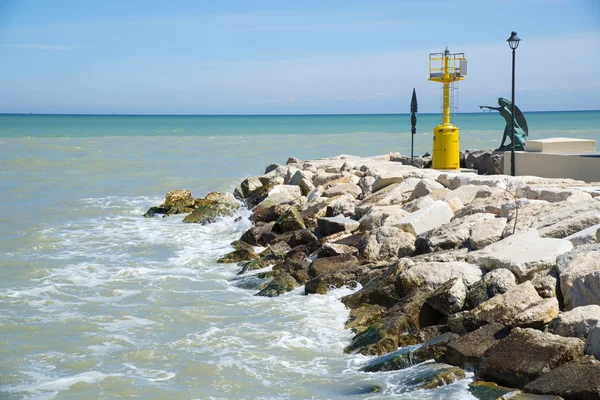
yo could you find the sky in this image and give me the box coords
[0,0,599,114]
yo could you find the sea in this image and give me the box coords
[1,111,599,400]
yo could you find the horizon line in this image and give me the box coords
[1,109,599,117]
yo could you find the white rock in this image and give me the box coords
[557,245,600,310]
[469,217,508,250]
[518,185,592,203]
[322,183,362,199]
[317,216,360,236]
[312,171,344,186]
[409,179,445,200]
[359,226,416,261]
[444,197,464,214]
[549,305,600,339]
[466,229,574,282]
[402,196,435,214]
[307,186,324,202]
[358,205,409,231]
[328,194,358,217]
[443,184,486,206]
[416,213,496,253]
[396,261,482,296]
[565,223,600,247]
[395,200,454,236]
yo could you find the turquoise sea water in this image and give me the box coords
[0,111,598,399]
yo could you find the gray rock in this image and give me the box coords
[531,271,558,298]
[524,355,600,400]
[585,322,600,360]
[442,323,510,369]
[443,184,485,205]
[305,265,373,295]
[469,217,508,250]
[317,216,360,237]
[454,189,514,218]
[518,185,592,203]
[466,268,518,309]
[466,229,574,282]
[234,177,263,199]
[308,254,361,278]
[256,273,299,297]
[402,196,435,214]
[426,277,467,315]
[556,244,600,310]
[476,327,585,389]
[327,194,357,217]
[548,305,600,339]
[299,178,315,196]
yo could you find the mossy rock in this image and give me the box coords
[237,253,285,275]
[468,381,516,400]
[417,365,466,390]
[217,248,258,264]
[255,273,299,297]
[182,202,236,224]
[276,206,306,232]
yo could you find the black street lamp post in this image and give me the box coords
[410,88,418,166]
[507,31,521,176]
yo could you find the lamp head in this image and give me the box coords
[507,31,521,50]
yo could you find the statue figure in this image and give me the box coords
[479,97,528,151]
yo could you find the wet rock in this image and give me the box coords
[395,261,482,297]
[276,206,306,232]
[305,265,373,295]
[255,273,299,297]
[317,216,359,236]
[415,213,496,254]
[345,304,387,334]
[466,229,573,282]
[240,221,277,246]
[407,362,466,391]
[253,185,303,211]
[143,189,194,217]
[426,277,467,315]
[548,305,600,339]
[466,268,518,309]
[475,328,585,389]
[182,198,239,224]
[217,246,258,263]
[361,332,459,372]
[449,281,557,334]
[524,355,600,400]
[395,200,454,236]
[308,254,360,278]
[468,380,515,400]
[359,227,416,262]
[341,261,407,309]
[237,252,284,275]
[443,323,511,370]
[556,244,600,310]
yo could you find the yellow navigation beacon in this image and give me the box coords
[429,48,467,170]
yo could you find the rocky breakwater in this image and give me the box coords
[145,153,600,399]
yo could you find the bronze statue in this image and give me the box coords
[479,97,528,151]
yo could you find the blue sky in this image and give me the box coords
[0,0,599,114]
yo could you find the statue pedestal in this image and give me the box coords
[526,138,596,153]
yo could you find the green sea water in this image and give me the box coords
[0,111,598,399]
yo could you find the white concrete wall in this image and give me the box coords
[504,152,600,183]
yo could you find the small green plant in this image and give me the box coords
[504,178,524,235]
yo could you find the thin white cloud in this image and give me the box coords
[1,44,74,50]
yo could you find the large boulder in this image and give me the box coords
[454,188,514,218]
[518,185,592,203]
[395,201,454,236]
[565,223,600,247]
[276,206,306,232]
[395,261,482,297]
[469,217,508,250]
[308,254,360,278]
[524,355,600,400]
[317,216,360,236]
[358,205,409,231]
[443,184,486,206]
[341,261,407,309]
[359,227,416,262]
[182,194,239,224]
[425,277,467,315]
[240,221,277,246]
[585,322,600,360]
[409,179,445,200]
[466,229,574,282]
[476,328,585,389]
[442,323,510,369]
[548,305,600,339]
[327,194,358,217]
[415,213,496,253]
[504,199,600,238]
[556,244,600,310]
[253,185,303,211]
[305,265,374,295]
[466,268,518,309]
[449,281,558,334]
[322,183,362,198]
[356,179,420,215]
[234,177,263,199]
[255,273,299,297]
